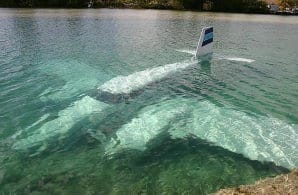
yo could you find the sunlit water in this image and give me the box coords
[0,9,297,194]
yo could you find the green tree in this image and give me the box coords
[278,0,298,8]
[210,0,268,13]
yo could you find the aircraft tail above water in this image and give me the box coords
[195,26,213,59]
[97,27,214,102]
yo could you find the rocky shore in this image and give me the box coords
[213,169,298,195]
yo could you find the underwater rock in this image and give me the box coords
[213,169,298,195]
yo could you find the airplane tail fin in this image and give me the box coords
[195,27,213,59]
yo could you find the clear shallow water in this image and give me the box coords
[0,9,297,194]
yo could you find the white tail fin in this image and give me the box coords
[195,27,213,59]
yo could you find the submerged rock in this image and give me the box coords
[213,169,298,195]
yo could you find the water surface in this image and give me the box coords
[0,9,297,194]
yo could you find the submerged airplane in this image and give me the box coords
[12,27,215,155]
[11,27,296,170]
[10,27,258,158]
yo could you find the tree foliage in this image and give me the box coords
[209,0,268,13]
[0,0,88,7]
[0,0,269,13]
[278,0,298,8]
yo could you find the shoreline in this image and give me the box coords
[0,7,297,16]
[213,169,298,195]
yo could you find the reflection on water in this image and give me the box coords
[0,9,297,194]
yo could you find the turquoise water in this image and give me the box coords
[0,9,297,194]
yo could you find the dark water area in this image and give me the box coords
[0,137,289,194]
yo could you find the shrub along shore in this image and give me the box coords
[0,0,270,14]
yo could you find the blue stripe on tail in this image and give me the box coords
[195,26,214,58]
[204,32,213,41]
[205,27,213,34]
[202,38,213,46]
[202,27,213,47]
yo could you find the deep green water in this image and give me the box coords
[0,9,297,194]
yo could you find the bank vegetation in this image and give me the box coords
[0,0,277,13]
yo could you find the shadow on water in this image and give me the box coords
[199,59,212,75]
[0,135,289,194]
[104,136,289,194]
